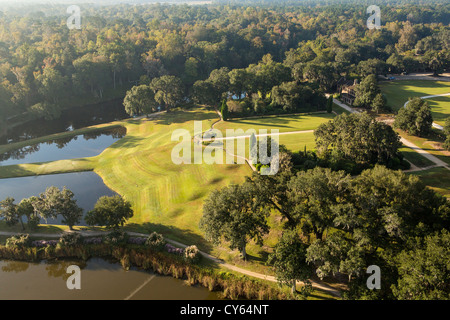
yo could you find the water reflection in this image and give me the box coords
[1,99,129,145]
[0,171,117,225]
[0,258,219,300]
[1,260,30,273]
[0,127,126,166]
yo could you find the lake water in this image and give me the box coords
[0,171,117,225]
[0,127,126,166]
[0,257,218,300]
[2,99,129,145]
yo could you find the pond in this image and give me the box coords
[0,127,126,166]
[1,99,129,145]
[0,171,117,225]
[0,257,218,300]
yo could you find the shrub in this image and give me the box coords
[5,234,31,249]
[145,232,166,251]
[59,232,84,247]
[103,229,129,246]
[184,245,201,264]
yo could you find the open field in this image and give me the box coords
[380,80,450,112]
[214,112,335,134]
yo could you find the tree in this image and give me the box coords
[247,54,292,95]
[443,117,450,151]
[36,187,83,230]
[394,97,433,137]
[86,195,133,229]
[357,59,387,77]
[386,53,405,74]
[229,68,249,100]
[207,67,230,102]
[302,62,337,92]
[315,112,402,166]
[271,81,326,112]
[371,93,386,114]
[123,85,157,116]
[326,96,333,113]
[17,197,40,230]
[34,66,67,104]
[306,165,449,298]
[150,75,184,111]
[220,99,229,121]
[200,182,268,260]
[267,230,312,295]
[192,80,217,105]
[392,230,450,300]
[353,74,380,109]
[0,197,21,228]
[287,167,352,241]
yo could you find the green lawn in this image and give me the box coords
[380,80,450,112]
[396,128,450,166]
[427,96,450,126]
[332,103,351,115]
[279,132,317,153]
[410,167,450,198]
[214,112,335,134]
[399,146,435,168]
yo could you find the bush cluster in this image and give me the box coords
[145,232,166,251]
[5,234,31,249]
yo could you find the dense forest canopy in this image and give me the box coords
[0,0,448,121]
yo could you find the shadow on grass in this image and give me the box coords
[125,222,213,253]
[105,135,145,150]
[0,164,36,179]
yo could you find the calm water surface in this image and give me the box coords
[0,257,218,300]
[0,127,126,166]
